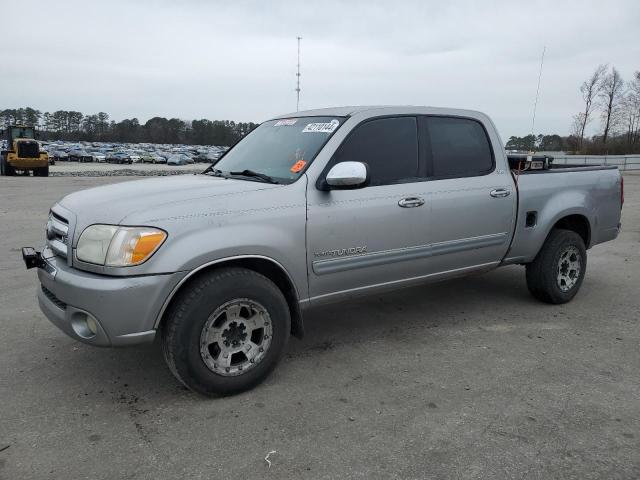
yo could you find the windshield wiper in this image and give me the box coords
[229,169,279,184]
[202,168,225,177]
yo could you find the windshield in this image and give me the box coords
[11,127,35,139]
[211,116,343,184]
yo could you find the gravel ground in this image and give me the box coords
[0,173,639,479]
[50,161,206,176]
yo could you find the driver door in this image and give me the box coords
[305,116,432,303]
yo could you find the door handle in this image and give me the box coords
[490,189,511,198]
[398,196,425,208]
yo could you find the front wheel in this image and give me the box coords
[526,229,587,304]
[161,268,291,396]
[34,166,49,177]
[1,156,15,176]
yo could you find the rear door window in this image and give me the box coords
[425,117,494,178]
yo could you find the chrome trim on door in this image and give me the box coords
[398,196,425,208]
[313,244,431,275]
[312,232,508,275]
[309,261,500,304]
[431,232,507,256]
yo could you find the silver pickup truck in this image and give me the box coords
[23,106,623,396]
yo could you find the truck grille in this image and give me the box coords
[17,141,40,158]
[46,211,69,259]
[41,285,67,310]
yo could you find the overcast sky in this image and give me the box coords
[2,0,639,139]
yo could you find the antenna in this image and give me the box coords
[296,36,302,111]
[530,45,546,148]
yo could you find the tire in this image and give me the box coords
[526,229,587,304]
[35,166,49,177]
[1,156,15,176]
[161,267,291,396]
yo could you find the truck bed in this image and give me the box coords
[506,153,619,174]
[503,165,622,265]
[517,164,619,174]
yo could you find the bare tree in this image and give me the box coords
[571,113,585,137]
[599,66,625,145]
[623,71,640,149]
[577,64,607,149]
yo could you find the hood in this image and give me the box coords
[59,174,281,227]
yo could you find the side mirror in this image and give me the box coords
[324,161,369,190]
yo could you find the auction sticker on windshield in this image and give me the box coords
[302,119,340,133]
[290,159,306,173]
[274,119,297,126]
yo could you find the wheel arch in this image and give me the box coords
[550,214,591,249]
[155,255,304,338]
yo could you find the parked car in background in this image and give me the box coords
[68,150,94,162]
[167,153,194,165]
[192,152,209,162]
[142,153,167,163]
[50,150,69,162]
[106,152,132,164]
[7,139,229,167]
[205,151,222,162]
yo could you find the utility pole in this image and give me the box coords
[530,45,546,150]
[296,36,302,112]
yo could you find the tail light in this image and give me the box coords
[621,176,624,208]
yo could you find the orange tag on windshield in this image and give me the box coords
[290,159,306,173]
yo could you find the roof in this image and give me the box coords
[270,105,394,120]
[269,105,489,123]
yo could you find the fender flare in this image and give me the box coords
[153,254,305,337]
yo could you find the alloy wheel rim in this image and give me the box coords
[557,246,581,292]
[200,298,272,376]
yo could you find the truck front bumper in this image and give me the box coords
[31,249,186,347]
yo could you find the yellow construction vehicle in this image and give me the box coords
[1,125,49,176]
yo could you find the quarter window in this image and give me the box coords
[331,117,419,186]
[426,117,494,178]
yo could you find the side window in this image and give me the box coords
[331,117,419,186]
[426,117,494,178]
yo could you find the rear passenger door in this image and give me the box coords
[421,116,516,274]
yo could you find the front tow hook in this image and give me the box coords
[22,247,45,270]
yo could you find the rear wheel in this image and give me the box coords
[526,229,587,304]
[161,268,291,396]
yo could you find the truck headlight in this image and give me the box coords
[76,225,167,267]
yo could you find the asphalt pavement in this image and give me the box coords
[1,173,638,479]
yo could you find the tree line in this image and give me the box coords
[0,108,258,146]
[4,66,640,153]
[507,66,640,154]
